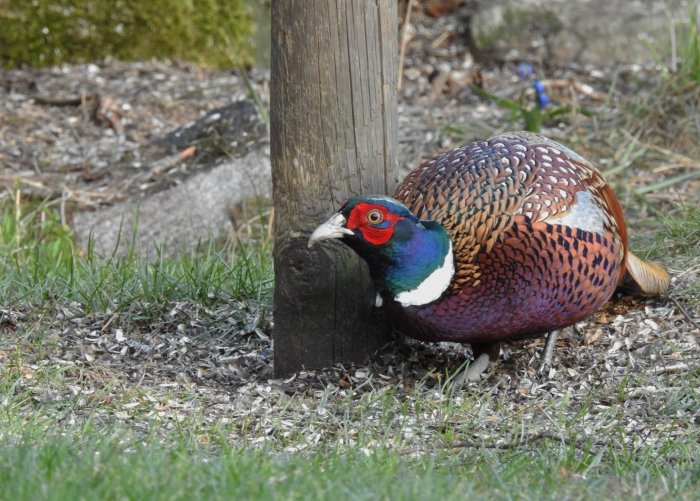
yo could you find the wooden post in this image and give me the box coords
[271,0,398,376]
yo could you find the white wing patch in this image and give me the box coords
[545,190,605,234]
[394,242,454,307]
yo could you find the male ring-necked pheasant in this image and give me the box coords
[308,132,670,381]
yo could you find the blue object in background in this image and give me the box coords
[533,80,550,108]
[516,62,534,79]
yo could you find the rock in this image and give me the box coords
[74,145,271,257]
[73,101,271,257]
[470,0,688,66]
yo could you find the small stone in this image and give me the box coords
[644,319,660,331]
[585,329,604,345]
[115,329,125,342]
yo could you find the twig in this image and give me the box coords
[1,172,113,205]
[31,95,84,106]
[496,79,607,101]
[399,430,610,455]
[234,209,273,238]
[143,146,197,181]
[431,31,451,49]
[651,363,690,375]
[100,312,119,333]
[540,78,607,101]
[397,0,415,91]
[427,69,450,103]
[620,129,699,170]
[267,207,275,243]
[670,296,700,330]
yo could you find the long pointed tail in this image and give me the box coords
[621,251,670,296]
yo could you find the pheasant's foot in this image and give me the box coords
[453,343,500,385]
[539,329,560,374]
[453,353,491,385]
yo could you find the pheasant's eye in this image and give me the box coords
[366,209,383,225]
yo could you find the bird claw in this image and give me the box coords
[453,352,491,385]
[538,329,559,376]
[538,359,553,376]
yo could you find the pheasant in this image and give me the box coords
[308,132,670,381]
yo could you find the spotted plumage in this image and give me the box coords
[309,132,670,378]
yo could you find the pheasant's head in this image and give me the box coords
[308,196,454,307]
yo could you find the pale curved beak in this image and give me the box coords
[308,213,354,248]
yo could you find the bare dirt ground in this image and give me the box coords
[1,4,698,450]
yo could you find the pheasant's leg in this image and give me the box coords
[461,353,490,382]
[538,330,559,374]
[454,343,500,384]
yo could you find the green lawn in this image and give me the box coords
[1,424,698,500]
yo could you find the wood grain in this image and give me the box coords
[271,0,398,376]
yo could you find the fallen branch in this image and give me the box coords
[399,430,610,455]
[397,0,415,91]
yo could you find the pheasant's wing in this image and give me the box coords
[395,139,529,253]
[501,134,668,296]
[394,133,625,288]
[395,136,535,288]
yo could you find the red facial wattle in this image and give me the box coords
[345,202,401,246]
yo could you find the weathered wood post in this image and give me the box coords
[270,0,398,376]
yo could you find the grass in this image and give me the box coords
[0,435,697,500]
[1,344,699,500]
[0,194,272,318]
[632,204,700,313]
[1,368,698,500]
